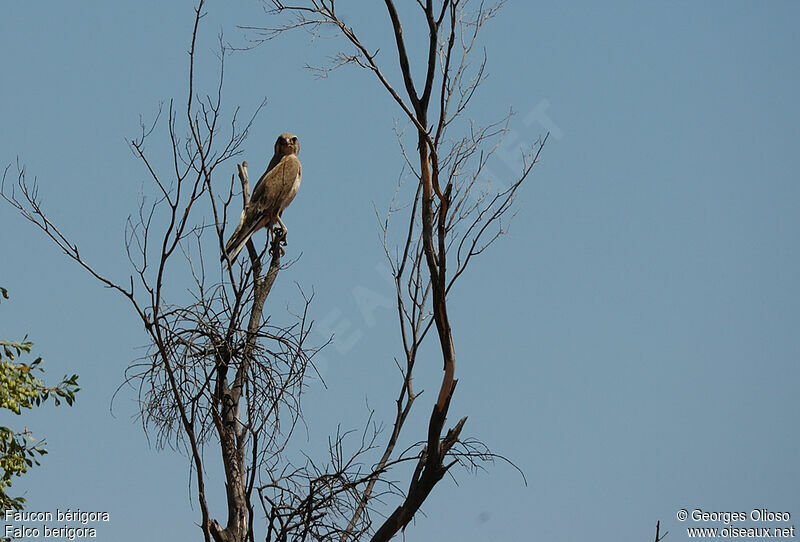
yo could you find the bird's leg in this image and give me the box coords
[268,233,285,257]
[274,216,288,246]
[268,239,285,257]
[269,219,287,257]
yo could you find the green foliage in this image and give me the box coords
[0,287,80,511]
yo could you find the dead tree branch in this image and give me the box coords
[257,1,546,540]
[3,2,324,542]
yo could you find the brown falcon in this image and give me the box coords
[223,133,302,262]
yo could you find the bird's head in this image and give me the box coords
[275,133,300,156]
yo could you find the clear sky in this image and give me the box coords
[2,1,799,541]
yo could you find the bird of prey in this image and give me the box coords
[223,133,302,262]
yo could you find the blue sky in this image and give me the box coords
[2,1,799,541]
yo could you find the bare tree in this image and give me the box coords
[3,3,320,541]
[3,1,545,541]
[250,1,547,540]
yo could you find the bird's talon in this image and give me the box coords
[269,246,283,257]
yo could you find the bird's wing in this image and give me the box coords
[223,155,302,262]
[224,158,276,244]
[251,155,302,216]
[265,152,282,175]
[278,156,302,212]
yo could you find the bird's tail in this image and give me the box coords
[222,215,266,263]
